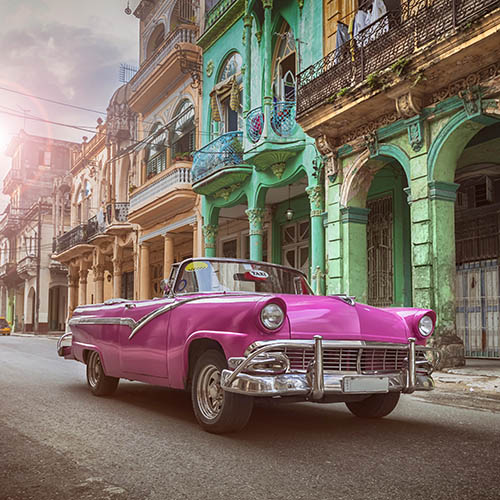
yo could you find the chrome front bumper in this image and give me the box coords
[221,336,435,400]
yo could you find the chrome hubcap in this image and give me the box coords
[88,352,101,388]
[197,364,224,420]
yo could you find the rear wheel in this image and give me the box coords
[345,392,400,418]
[191,350,253,433]
[86,350,119,396]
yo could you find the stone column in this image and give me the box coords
[307,184,325,294]
[245,208,265,261]
[53,192,59,238]
[68,269,79,318]
[202,225,218,258]
[192,223,198,258]
[163,234,174,280]
[113,259,123,298]
[340,206,370,303]
[429,181,463,366]
[94,265,105,304]
[243,13,252,116]
[262,0,273,138]
[139,243,151,299]
[78,265,88,306]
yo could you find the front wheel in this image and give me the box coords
[191,350,253,433]
[345,392,400,418]
[86,350,119,396]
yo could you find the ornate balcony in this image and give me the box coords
[17,256,37,279]
[192,131,252,196]
[86,203,130,240]
[297,0,500,118]
[54,224,87,254]
[128,166,194,225]
[128,25,200,112]
[244,101,304,173]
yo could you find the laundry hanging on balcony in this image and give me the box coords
[334,21,350,64]
[353,0,389,48]
[210,75,240,123]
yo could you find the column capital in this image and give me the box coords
[79,268,88,283]
[307,185,324,216]
[262,0,273,8]
[202,224,218,250]
[340,206,371,225]
[93,264,105,280]
[428,181,460,202]
[245,208,266,236]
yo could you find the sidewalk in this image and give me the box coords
[436,359,500,394]
[11,332,61,340]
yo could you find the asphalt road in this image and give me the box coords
[1,336,499,500]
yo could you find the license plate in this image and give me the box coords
[342,376,389,394]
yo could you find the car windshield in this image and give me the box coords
[175,260,313,295]
[0,318,9,328]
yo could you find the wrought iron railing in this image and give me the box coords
[55,224,87,254]
[17,256,37,276]
[246,107,264,143]
[129,25,197,91]
[191,131,243,183]
[130,167,192,211]
[114,202,130,222]
[271,101,297,137]
[205,0,239,32]
[297,0,500,116]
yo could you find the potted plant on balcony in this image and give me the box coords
[174,151,193,162]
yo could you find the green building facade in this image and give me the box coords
[193,0,326,292]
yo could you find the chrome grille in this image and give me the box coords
[282,346,419,373]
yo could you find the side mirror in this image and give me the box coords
[160,279,170,296]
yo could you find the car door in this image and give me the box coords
[118,298,175,381]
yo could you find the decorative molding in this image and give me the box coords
[202,224,219,249]
[175,44,202,90]
[407,116,424,153]
[262,0,273,8]
[213,183,241,201]
[387,84,423,119]
[255,30,262,43]
[297,0,304,9]
[337,112,398,147]
[306,185,323,212]
[340,206,371,224]
[363,132,379,156]
[403,187,412,204]
[458,87,482,118]
[428,62,500,106]
[271,162,286,179]
[428,181,460,202]
[245,208,266,236]
[206,60,214,77]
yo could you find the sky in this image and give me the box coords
[0,0,141,211]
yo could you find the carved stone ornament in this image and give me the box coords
[306,185,323,212]
[271,162,286,179]
[395,91,423,118]
[459,87,482,118]
[212,183,241,201]
[363,132,379,156]
[206,60,214,78]
[262,0,273,9]
[407,118,424,153]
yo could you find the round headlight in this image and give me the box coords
[418,315,434,337]
[260,303,284,330]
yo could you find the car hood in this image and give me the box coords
[279,295,411,343]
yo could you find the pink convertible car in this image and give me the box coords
[58,258,436,433]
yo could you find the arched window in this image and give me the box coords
[146,23,165,59]
[170,99,195,161]
[211,52,243,134]
[146,122,167,179]
[273,25,296,102]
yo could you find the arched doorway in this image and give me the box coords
[454,122,500,358]
[26,287,36,331]
[48,286,66,331]
[366,163,412,307]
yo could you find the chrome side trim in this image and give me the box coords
[128,294,227,340]
[69,316,137,329]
